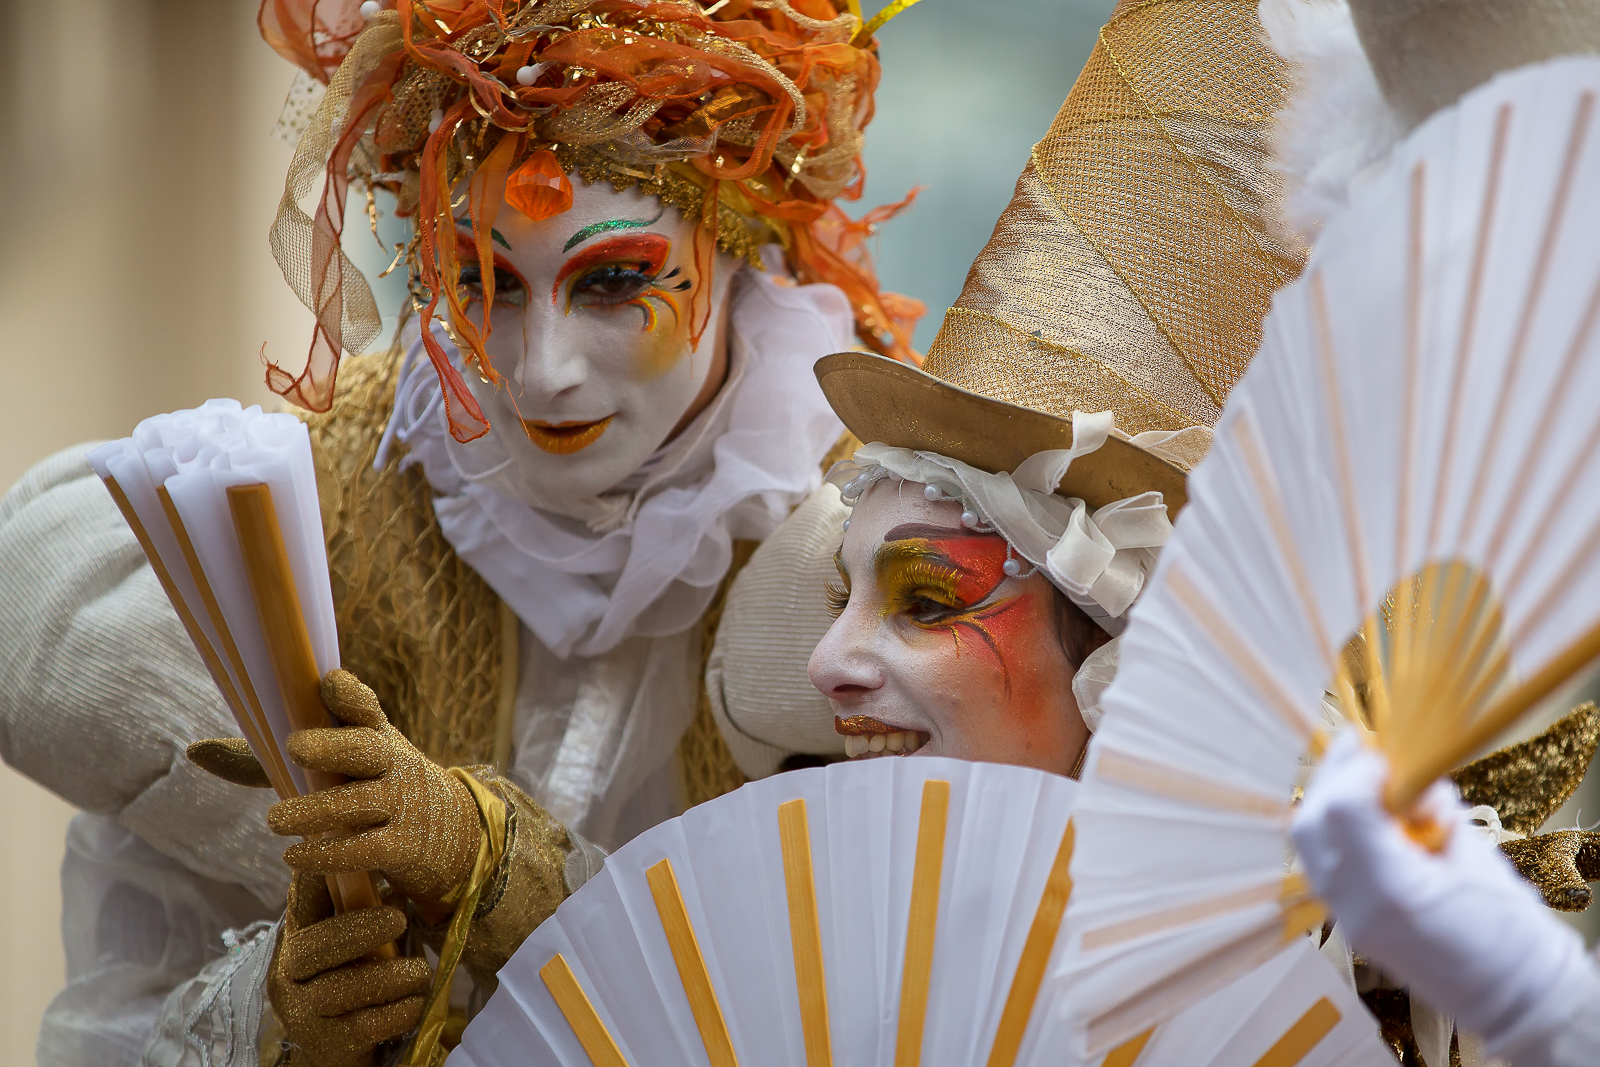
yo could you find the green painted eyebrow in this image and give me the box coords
[563,208,665,253]
[452,216,511,250]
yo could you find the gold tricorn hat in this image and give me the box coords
[1348,0,1600,130]
[817,0,1307,519]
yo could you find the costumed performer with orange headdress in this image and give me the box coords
[0,2,923,1064]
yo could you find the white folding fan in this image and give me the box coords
[454,757,1387,1067]
[1051,55,1600,1058]
[87,399,383,915]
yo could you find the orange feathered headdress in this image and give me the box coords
[260,0,924,442]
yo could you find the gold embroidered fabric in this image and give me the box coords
[302,353,503,769]
[921,0,1306,434]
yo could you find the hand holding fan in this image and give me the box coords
[1053,56,1600,1056]
[455,757,1386,1067]
[86,398,383,917]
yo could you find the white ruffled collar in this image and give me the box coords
[377,269,852,659]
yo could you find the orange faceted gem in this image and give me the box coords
[505,149,573,221]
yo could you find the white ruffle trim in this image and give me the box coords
[378,268,852,659]
[830,412,1177,635]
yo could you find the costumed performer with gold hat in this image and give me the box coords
[704,0,1306,781]
[0,2,925,1064]
[711,9,1600,1064]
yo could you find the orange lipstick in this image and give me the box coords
[521,415,614,455]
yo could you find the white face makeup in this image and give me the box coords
[808,479,1092,777]
[449,180,740,505]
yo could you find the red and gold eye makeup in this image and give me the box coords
[873,523,1031,694]
[552,232,693,334]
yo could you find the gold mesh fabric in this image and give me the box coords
[922,0,1306,434]
[303,352,503,769]
[1450,702,1600,837]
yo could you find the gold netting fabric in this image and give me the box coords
[923,0,1306,434]
[303,350,504,768]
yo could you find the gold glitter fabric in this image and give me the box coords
[417,767,572,990]
[303,352,504,771]
[1501,829,1600,912]
[267,671,483,904]
[1450,702,1600,837]
[920,0,1306,435]
[267,870,429,1067]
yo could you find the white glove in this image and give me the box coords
[1292,729,1600,1066]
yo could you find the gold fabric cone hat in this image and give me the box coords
[1348,0,1600,129]
[818,0,1306,516]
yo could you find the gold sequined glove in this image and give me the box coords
[268,870,431,1067]
[264,670,483,907]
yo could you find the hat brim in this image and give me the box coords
[815,352,1189,520]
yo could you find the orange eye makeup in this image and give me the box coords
[552,232,693,333]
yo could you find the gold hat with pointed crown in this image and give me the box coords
[817,0,1307,516]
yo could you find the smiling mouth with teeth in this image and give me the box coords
[835,716,930,759]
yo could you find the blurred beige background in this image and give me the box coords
[0,0,294,1060]
[2,0,1599,1063]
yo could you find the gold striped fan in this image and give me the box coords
[1053,56,1600,1058]
[454,757,1386,1067]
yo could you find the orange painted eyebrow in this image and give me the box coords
[551,232,670,304]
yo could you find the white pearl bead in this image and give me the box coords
[359,0,381,16]
[923,484,941,501]
[427,109,444,133]
[841,518,850,531]
[515,64,541,86]
[1003,558,1022,577]
[961,510,979,528]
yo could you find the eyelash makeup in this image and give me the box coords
[552,233,687,331]
[456,262,529,308]
[875,537,1024,695]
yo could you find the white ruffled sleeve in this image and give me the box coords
[0,446,288,1065]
